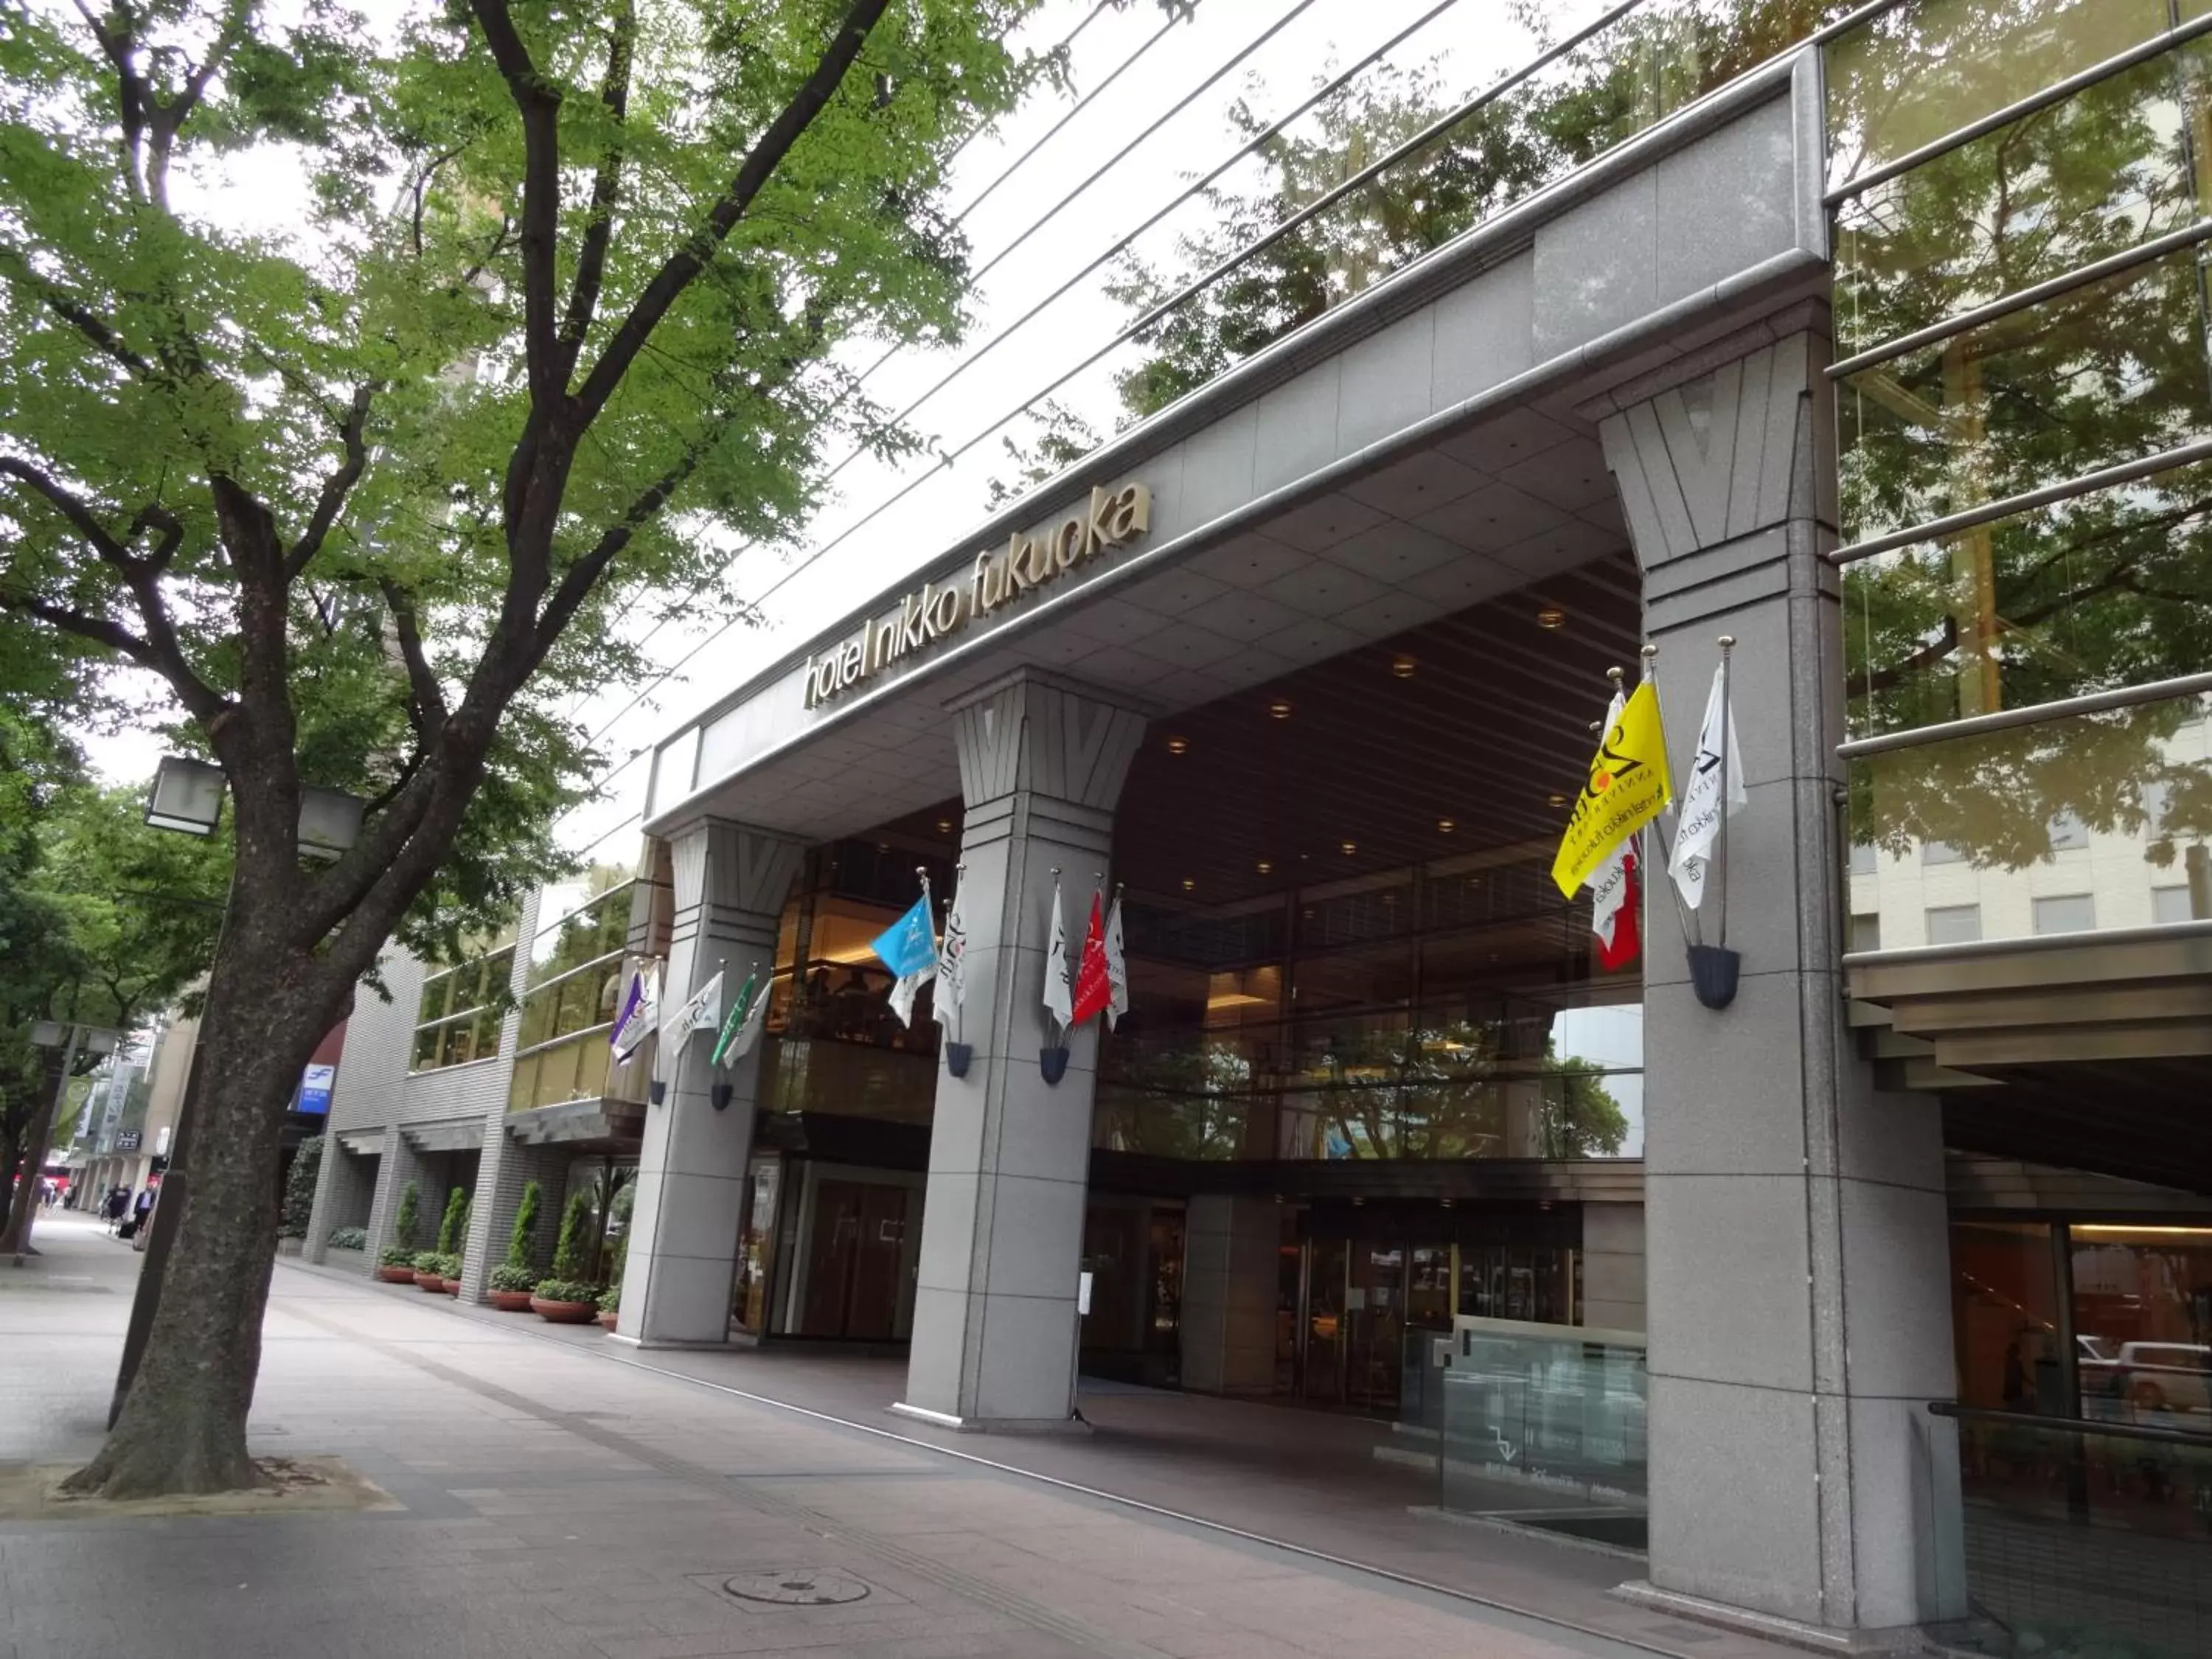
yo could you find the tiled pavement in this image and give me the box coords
[2,1215,1797,1659]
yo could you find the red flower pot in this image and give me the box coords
[375,1265,417,1284]
[487,1289,535,1312]
[597,1309,618,1332]
[530,1296,597,1324]
[413,1270,445,1292]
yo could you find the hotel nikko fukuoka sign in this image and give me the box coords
[801,479,1152,708]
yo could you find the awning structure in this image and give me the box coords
[1849,923,2212,1192]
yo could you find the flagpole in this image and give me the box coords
[1717,634,1734,951]
[1635,648,1697,951]
[953,862,966,1047]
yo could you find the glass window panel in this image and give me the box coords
[2069,1221,2212,1420]
[411,1024,441,1070]
[1843,462,2212,740]
[1927,903,1983,944]
[1949,1220,2062,1411]
[2048,810,2090,851]
[2031,892,2097,933]
[573,1037,611,1103]
[2152,883,2199,922]
[506,1052,539,1112]
[1923,840,1964,866]
[1837,249,2212,549]
[1852,689,2210,945]
[437,1019,477,1068]
[414,971,452,1027]
[551,974,592,1040]
[1826,0,2173,190]
[1850,840,1879,874]
[471,1006,502,1061]
[1832,41,2208,355]
[1850,912,1883,952]
[516,986,554,1053]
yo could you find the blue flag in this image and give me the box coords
[870,893,936,979]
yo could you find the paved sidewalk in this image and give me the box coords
[4,1217,1788,1659]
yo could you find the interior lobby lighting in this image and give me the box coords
[1268,698,1292,720]
[1180,877,1196,892]
[1166,736,1189,755]
[1436,818,1455,834]
[1340,840,1357,855]
[1256,860,1273,874]
[1547,792,1568,807]
[1536,606,1566,630]
[1391,654,1416,678]
[936,818,953,835]
[2072,1224,2212,1237]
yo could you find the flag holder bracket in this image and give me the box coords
[1685,943,1741,1009]
[649,1079,667,1106]
[709,1082,733,1111]
[946,1042,973,1078]
[1038,1043,1069,1086]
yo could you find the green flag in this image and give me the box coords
[710,970,759,1069]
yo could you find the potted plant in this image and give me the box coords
[418,1186,467,1291]
[532,1192,599,1323]
[596,1243,625,1332]
[442,1194,471,1293]
[376,1180,422,1283]
[487,1180,542,1312]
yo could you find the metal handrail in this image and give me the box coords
[1930,1400,2212,1451]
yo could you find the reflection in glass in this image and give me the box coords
[1849,690,2212,945]
[1826,0,2174,190]
[1834,42,2211,357]
[1843,462,2212,740]
[1838,249,2212,548]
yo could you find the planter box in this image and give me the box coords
[487,1289,535,1312]
[597,1310,618,1332]
[531,1296,598,1324]
[443,1279,461,1296]
[413,1270,446,1292]
[375,1265,417,1284]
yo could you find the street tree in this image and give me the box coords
[0,777,227,1255]
[0,0,1042,1497]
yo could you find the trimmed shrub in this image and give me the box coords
[435,1185,468,1255]
[545,1190,592,1284]
[392,1180,420,1252]
[504,1180,542,1275]
[378,1245,414,1268]
[280,1135,322,1239]
[489,1262,537,1293]
[531,1279,598,1304]
[325,1225,367,1251]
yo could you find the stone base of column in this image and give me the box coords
[1612,1582,1934,1655]
[888,1402,1093,1436]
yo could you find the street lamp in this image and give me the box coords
[109,757,366,1425]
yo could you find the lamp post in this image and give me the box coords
[6,1021,119,1265]
[111,757,364,1426]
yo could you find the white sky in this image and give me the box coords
[88,0,1616,860]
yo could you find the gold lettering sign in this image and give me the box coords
[801,480,1152,709]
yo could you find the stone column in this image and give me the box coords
[618,819,804,1346]
[362,1127,427,1266]
[1179,1194,1280,1396]
[304,1138,378,1267]
[1598,321,1966,1635]
[897,669,1147,1430]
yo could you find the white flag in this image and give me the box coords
[611,961,661,1063]
[1669,661,1747,909]
[1104,892,1130,1031]
[1043,879,1074,1031]
[933,870,967,1035]
[659,969,723,1049]
[888,964,932,1028]
[727,974,771,1061]
[1587,692,1634,950]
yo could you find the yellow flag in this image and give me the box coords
[1551,680,1673,897]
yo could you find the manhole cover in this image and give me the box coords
[723,1570,870,1607]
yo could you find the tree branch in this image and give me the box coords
[555,0,637,385]
[378,578,448,736]
[467,0,564,411]
[530,431,722,658]
[0,590,153,663]
[285,383,375,581]
[572,0,888,422]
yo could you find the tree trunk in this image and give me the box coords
[63,930,342,1498]
[1,1046,69,1258]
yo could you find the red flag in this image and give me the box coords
[1071,892,1111,1024]
[1595,849,1641,971]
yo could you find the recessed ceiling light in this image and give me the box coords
[1391,654,1416,679]
[1536,606,1566,630]
[1268,698,1292,720]
[1256,860,1273,875]
[1166,736,1188,755]
[1436,818,1455,834]
[1547,792,1568,807]
[936,818,952,835]
[1180,877,1195,892]
[1340,840,1357,855]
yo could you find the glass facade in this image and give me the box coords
[1832,0,2212,951]
[409,941,515,1072]
[506,871,668,1114]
